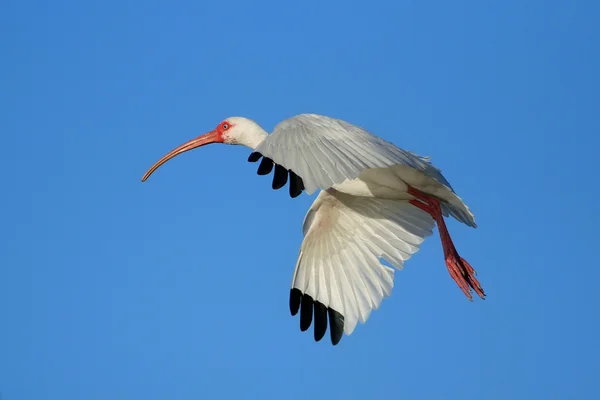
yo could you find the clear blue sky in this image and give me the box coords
[2,0,598,399]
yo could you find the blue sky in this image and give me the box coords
[2,0,599,399]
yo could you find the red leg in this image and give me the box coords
[408,186,485,301]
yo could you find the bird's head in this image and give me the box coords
[141,116,267,182]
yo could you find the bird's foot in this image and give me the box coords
[407,186,485,300]
[444,244,485,301]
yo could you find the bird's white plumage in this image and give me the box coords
[333,165,477,228]
[143,112,483,345]
[254,113,454,195]
[291,189,435,335]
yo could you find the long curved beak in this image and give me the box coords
[141,130,221,182]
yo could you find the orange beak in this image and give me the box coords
[141,130,222,182]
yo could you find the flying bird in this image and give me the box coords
[141,113,485,345]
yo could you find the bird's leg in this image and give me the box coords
[407,186,485,301]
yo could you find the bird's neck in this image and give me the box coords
[233,124,269,150]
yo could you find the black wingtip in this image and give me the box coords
[328,308,344,346]
[288,170,304,198]
[257,157,274,175]
[272,164,288,190]
[290,289,345,345]
[249,154,304,198]
[289,289,302,316]
[300,295,313,332]
[313,302,328,342]
[248,152,262,162]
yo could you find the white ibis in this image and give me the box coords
[142,113,485,345]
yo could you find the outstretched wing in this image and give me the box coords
[289,189,435,345]
[248,113,453,196]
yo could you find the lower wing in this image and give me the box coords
[289,189,435,345]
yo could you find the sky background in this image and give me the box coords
[2,0,599,399]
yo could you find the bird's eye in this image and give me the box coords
[222,123,229,130]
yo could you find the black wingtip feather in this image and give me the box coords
[272,164,288,190]
[288,170,304,198]
[300,295,313,331]
[257,157,274,175]
[313,302,328,342]
[289,289,302,316]
[328,308,344,346]
[248,152,262,162]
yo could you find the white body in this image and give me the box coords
[332,165,475,228]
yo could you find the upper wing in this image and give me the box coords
[248,113,453,196]
[289,189,435,345]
